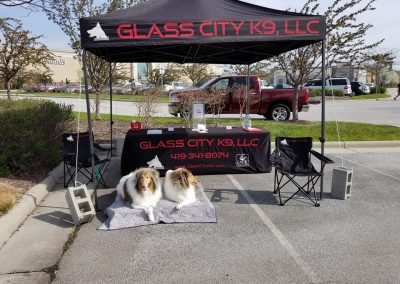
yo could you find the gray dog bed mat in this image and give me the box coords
[99,183,217,230]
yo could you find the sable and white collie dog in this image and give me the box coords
[163,168,198,209]
[116,168,162,221]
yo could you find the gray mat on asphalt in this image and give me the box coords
[99,183,216,230]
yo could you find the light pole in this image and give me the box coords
[160,64,165,88]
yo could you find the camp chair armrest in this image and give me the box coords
[310,150,334,164]
[269,149,280,167]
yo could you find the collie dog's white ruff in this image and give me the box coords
[163,168,198,209]
[116,168,162,221]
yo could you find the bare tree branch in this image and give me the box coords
[179,64,214,86]
[0,0,34,6]
[274,0,383,120]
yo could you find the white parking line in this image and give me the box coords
[227,174,321,284]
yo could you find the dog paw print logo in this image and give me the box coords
[236,154,249,168]
[87,22,109,41]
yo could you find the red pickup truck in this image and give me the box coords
[168,75,309,121]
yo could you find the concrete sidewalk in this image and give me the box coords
[0,143,400,283]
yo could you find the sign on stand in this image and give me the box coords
[192,103,206,130]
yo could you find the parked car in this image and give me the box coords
[24,84,55,92]
[53,84,80,93]
[136,82,153,91]
[364,83,376,89]
[164,81,186,92]
[66,85,81,93]
[45,84,56,92]
[53,85,66,93]
[194,78,211,87]
[24,84,46,92]
[350,81,370,96]
[112,83,131,95]
[303,78,352,95]
[168,75,310,121]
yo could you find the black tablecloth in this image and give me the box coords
[121,127,271,175]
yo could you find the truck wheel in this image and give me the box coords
[268,104,290,121]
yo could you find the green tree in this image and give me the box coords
[0,17,52,99]
[226,62,270,79]
[147,64,182,87]
[36,0,142,119]
[363,51,395,93]
[32,69,54,88]
[87,53,128,119]
[179,64,215,86]
[275,0,383,120]
[379,69,399,87]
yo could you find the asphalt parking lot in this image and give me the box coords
[53,151,400,284]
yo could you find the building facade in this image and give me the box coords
[45,51,82,84]
[46,51,224,85]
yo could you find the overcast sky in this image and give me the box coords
[0,0,399,67]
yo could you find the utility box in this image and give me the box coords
[331,166,353,200]
[65,185,95,225]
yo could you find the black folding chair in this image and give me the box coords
[62,132,110,188]
[270,137,334,207]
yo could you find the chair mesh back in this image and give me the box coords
[62,132,91,164]
[275,137,313,173]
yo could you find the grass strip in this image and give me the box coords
[350,93,390,100]
[73,112,400,141]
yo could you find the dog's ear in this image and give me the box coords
[150,168,160,179]
[135,169,144,189]
[149,168,159,188]
[179,169,190,188]
[185,169,198,186]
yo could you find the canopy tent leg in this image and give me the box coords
[320,39,326,200]
[246,64,250,115]
[83,49,99,211]
[109,61,114,154]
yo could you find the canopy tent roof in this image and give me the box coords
[79,0,329,204]
[80,0,325,64]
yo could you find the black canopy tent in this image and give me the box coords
[79,0,327,205]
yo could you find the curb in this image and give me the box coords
[0,163,64,248]
[316,141,400,148]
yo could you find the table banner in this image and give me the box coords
[121,127,271,175]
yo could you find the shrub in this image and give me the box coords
[309,89,343,97]
[135,87,164,128]
[333,89,344,97]
[309,89,321,97]
[0,183,20,214]
[370,86,387,94]
[0,99,74,177]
